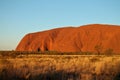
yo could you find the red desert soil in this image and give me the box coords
[16,24,120,53]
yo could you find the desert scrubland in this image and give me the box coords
[0,51,120,80]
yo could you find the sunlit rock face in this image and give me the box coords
[16,24,120,53]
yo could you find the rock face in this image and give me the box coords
[16,24,120,53]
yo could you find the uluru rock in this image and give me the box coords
[16,24,120,53]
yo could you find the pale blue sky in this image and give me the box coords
[0,0,120,50]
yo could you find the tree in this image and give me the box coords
[94,45,102,55]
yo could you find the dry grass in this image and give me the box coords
[0,52,120,80]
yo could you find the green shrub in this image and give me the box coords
[104,48,113,55]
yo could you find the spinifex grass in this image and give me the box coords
[0,51,120,80]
